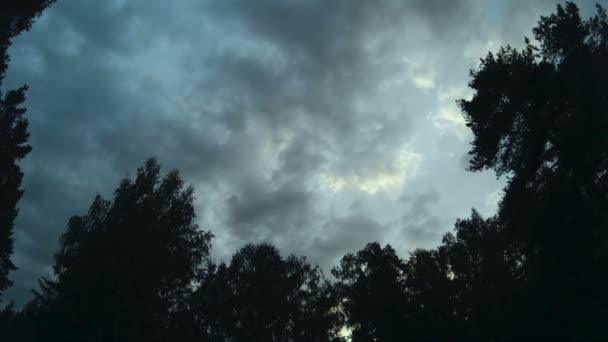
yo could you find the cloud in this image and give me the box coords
[402,55,438,90]
[400,188,444,249]
[483,190,504,217]
[311,213,388,269]
[431,86,472,140]
[226,181,316,240]
[412,75,436,90]
[8,0,586,305]
[320,149,422,194]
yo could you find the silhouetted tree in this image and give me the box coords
[1,0,56,83]
[404,247,467,341]
[459,2,608,339]
[0,87,30,298]
[192,243,344,342]
[0,0,55,301]
[440,211,525,340]
[25,159,212,342]
[332,243,410,341]
[0,301,38,341]
[333,242,471,341]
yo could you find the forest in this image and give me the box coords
[1,1,608,341]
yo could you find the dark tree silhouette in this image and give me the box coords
[0,87,30,297]
[0,0,56,300]
[403,247,466,341]
[459,2,608,339]
[0,301,38,341]
[441,211,524,340]
[192,243,344,342]
[25,159,212,342]
[333,242,468,341]
[0,0,56,83]
[332,243,410,341]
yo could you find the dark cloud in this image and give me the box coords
[459,153,473,170]
[401,188,443,248]
[4,0,564,305]
[311,214,387,268]
[226,181,316,240]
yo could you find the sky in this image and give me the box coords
[3,0,602,305]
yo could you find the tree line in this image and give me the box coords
[1,2,607,341]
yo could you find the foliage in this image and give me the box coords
[28,159,213,341]
[460,2,608,339]
[193,243,344,342]
[0,0,56,301]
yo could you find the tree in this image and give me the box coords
[332,243,410,341]
[0,87,30,297]
[459,2,608,339]
[403,247,466,341]
[441,211,525,341]
[26,158,213,342]
[1,0,56,83]
[192,243,344,342]
[0,0,56,299]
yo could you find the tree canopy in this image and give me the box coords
[460,3,608,339]
[0,0,56,300]
[192,243,344,341]
[26,159,213,341]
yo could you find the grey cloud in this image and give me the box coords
[310,214,387,269]
[410,0,481,37]
[459,153,473,170]
[226,181,315,239]
[3,0,533,305]
[401,188,444,248]
[188,0,487,190]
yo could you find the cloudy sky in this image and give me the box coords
[3,0,601,305]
